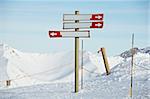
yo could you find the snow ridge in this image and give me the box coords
[0,44,150,99]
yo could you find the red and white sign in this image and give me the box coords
[90,22,103,28]
[63,14,103,21]
[63,22,103,29]
[90,14,103,20]
[49,31,90,38]
[49,31,62,38]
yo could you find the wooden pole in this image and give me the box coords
[130,33,134,97]
[6,80,11,86]
[81,40,83,89]
[75,11,79,93]
[101,47,110,75]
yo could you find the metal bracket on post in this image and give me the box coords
[75,11,79,93]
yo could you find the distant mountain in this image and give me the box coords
[140,47,150,54]
[120,47,150,58]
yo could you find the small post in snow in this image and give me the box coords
[6,80,11,87]
[98,47,110,75]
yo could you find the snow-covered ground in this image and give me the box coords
[0,43,150,99]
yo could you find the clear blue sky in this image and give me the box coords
[0,0,149,56]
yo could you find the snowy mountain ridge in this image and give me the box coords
[0,43,150,99]
[120,47,150,58]
[0,43,110,88]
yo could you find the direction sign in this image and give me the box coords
[63,21,103,29]
[49,31,90,38]
[63,14,103,21]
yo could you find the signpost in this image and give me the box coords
[48,11,104,93]
[49,31,90,38]
[63,22,103,29]
[63,14,103,21]
[74,11,80,93]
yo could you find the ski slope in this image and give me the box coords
[0,43,124,88]
[0,43,150,99]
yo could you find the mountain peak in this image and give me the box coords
[120,47,150,58]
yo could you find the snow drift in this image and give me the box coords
[0,43,150,98]
[0,43,124,88]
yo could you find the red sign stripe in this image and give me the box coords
[49,31,62,38]
[90,14,103,20]
[90,22,103,28]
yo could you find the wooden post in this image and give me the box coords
[6,80,11,86]
[130,34,134,97]
[101,47,110,75]
[75,11,79,93]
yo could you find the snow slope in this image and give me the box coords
[0,43,124,88]
[0,44,150,99]
[0,44,9,87]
